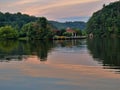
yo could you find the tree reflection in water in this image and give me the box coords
[87,38,120,70]
[0,40,84,62]
[0,40,55,62]
[0,38,120,72]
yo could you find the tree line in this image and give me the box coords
[86,1,120,37]
[0,12,56,40]
[0,12,86,40]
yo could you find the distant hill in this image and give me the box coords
[86,1,120,37]
[57,16,89,22]
[0,12,37,29]
[0,11,86,31]
[49,21,86,30]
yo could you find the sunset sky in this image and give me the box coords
[0,0,118,22]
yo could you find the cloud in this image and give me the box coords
[4,0,39,7]
[0,0,118,21]
[22,0,99,18]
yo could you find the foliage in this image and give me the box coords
[21,17,55,40]
[74,29,82,36]
[82,30,87,36]
[86,1,120,37]
[0,26,18,39]
[55,29,66,36]
[0,12,37,30]
[0,11,86,40]
[63,32,72,37]
[37,17,47,29]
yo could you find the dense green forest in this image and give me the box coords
[86,1,120,37]
[49,21,86,30]
[0,12,86,40]
[0,12,37,29]
[0,12,56,39]
[20,17,55,40]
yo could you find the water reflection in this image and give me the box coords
[0,40,22,62]
[54,40,85,48]
[0,38,120,72]
[28,40,55,61]
[87,38,120,70]
[0,39,120,90]
[0,40,86,62]
[0,40,55,62]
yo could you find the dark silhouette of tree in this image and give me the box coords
[86,1,120,37]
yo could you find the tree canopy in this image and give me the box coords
[0,12,37,30]
[0,26,18,39]
[0,11,86,40]
[21,17,55,40]
[0,12,56,40]
[86,1,120,37]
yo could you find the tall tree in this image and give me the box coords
[86,1,120,37]
[0,26,18,39]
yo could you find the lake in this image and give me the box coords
[0,38,120,90]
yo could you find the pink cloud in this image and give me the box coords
[0,0,118,20]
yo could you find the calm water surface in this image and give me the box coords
[0,38,120,90]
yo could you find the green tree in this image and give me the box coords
[37,17,47,29]
[21,17,55,40]
[63,32,72,37]
[60,29,66,36]
[74,29,82,36]
[0,26,18,39]
[86,1,120,37]
[0,11,37,30]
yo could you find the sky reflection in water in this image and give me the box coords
[0,39,120,90]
